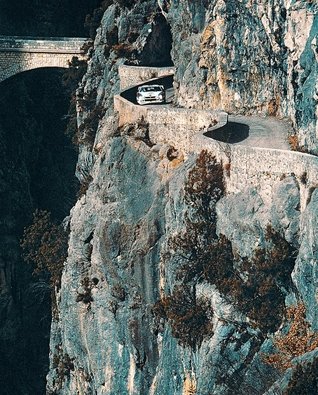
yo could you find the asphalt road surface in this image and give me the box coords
[122,77,292,151]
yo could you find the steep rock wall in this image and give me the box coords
[49,119,318,394]
[48,1,318,394]
[165,0,317,152]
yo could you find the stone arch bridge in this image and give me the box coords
[0,36,91,83]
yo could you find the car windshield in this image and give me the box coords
[139,86,162,92]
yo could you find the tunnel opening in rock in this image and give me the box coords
[0,68,79,395]
[140,13,173,67]
[121,75,174,104]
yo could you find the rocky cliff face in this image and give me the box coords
[47,1,318,394]
[167,0,318,152]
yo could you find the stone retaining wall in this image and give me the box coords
[228,145,318,207]
[114,93,225,151]
[194,133,318,208]
[115,65,318,210]
[114,95,148,126]
[118,64,175,90]
[147,107,225,151]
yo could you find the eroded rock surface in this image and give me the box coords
[47,1,318,394]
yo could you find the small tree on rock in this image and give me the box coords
[21,209,68,288]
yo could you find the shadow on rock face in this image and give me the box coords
[204,122,250,143]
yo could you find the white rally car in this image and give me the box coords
[136,84,166,105]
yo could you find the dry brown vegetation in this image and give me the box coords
[78,104,106,147]
[173,152,295,332]
[152,152,222,348]
[284,357,318,394]
[52,345,75,390]
[156,150,297,351]
[112,43,135,58]
[76,277,94,305]
[21,209,68,288]
[288,135,300,151]
[170,150,225,282]
[264,303,318,370]
[288,134,309,153]
[267,97,280,116]
[221,226,295,333]
[153,286,213,349]
[77,175,93,198]
[173,210,295,333]
[224,162,231,177]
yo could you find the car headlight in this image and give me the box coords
[158,93,164,99]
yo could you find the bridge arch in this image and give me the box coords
[0,36,90,83]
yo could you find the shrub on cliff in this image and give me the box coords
[170,150,225,282]
[185,151,224,207]
[77,104,106,148]
[264,303,318,371]
[62,57,87,96]
[112,43,136,58]
[153,286,213,349]
[167,151,296,335]
[173,210,295,332]
[62,57,88,147]
[21,209,68,288]
[52,345,75,390]
[85,0,113,38]
[208,227,295,333]
[284,357,318,395]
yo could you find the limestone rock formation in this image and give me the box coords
[168,0,318,153]
[47,1,318,394]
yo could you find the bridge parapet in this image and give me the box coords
[0,36,90,54]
